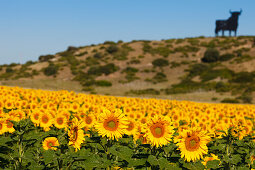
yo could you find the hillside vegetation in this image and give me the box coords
[1,36,255,103]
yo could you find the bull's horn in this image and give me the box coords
[240,8,242,13]
[229,9,232,14]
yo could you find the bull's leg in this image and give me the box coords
[222,30,224,36]
[234,30,237,37]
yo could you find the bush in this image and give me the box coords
[221,98,239,103]
[6,67,13,73]
[67,46,78,52]
[106,45,118,54]
[88,63,119,76]
[39,55,54,62]
[95,80,112,87]
[43,63,58,76]
[93,53,103,59]
[231,72,254,83]
[152,58,169,67]
[127,88,160,95]
[201,48,220,63]
[219,53,235,61]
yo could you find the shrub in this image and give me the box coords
[95,80,112,87]
[93,53,103,59]
[85,57,100,66]
[231,72,254,83]
[201,48,220,63]
[219,53,235,61]
[43,63,58,76]
[6,67,13,73]
[221,98,239,103]
[152,58,169,67]
[122,67,138,74]
[88,63,119,76]
[67,46,78,52]
[39,55,54,62]
[127,88,160,95]
[106,45,118,54]
[103,41,116,45]
[152,72,167,83]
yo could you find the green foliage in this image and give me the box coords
[95,80,112,87]
[38,55,55,62]
[146,72,168,84]
[121,67,139,83]
[88,63,119,76]
[152,58,169,67]
[174,45,199,53]
[126,88,160,95]
[106,45,118,54]
[153,47,173,57]
[221,98,240,103]
[5,67,14,73]
[201,48,220,63]
[43,63,58,76]
[219,53,235,61]
[93,52,103,59]
[231,72,255,83]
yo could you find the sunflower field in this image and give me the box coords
[0,86,255,169]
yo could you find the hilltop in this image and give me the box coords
[1,36,255,103]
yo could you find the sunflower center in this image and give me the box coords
[48,142,53,147]
[103,118,119,131]
[185,135,200,151]
[108,121,116,128]
[7,121,13,128]
[150,123,165,138]
[0,123,2,130]
[155,127,162,135]
[34,114,39,120]
[42,116,49,123]
[57,118,63,125]
[85,117,92,124]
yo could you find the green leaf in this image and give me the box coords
[158,157,182,170]
[109,145,133,161]
[230,154,242,165]
[147,155,159,166]
[42,150,55,165]
[237,166,250,170]
[182,161,205,170]
[128,158,147,167]
[164,143,176,153]
[206,160,220,169]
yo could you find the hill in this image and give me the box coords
[1,36,255,103]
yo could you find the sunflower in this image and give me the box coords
[94,108,128,140]
[30,109,41,126]
[0,119,7,135]
[176,127,211,162]
[54,114,68,129]
[68,117,85,151]
[82,113,95,131]
[125,118,137,136]
[143,114,174,147]
[42,137,60,150]
[39,111,53,131]
[5,119,15,133]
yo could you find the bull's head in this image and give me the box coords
[229,9,242,16]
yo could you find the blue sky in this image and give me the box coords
[0,0,254,64]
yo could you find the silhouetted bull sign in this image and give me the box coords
[215,9,242,36]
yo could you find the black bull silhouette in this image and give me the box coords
[215,9,242,36]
